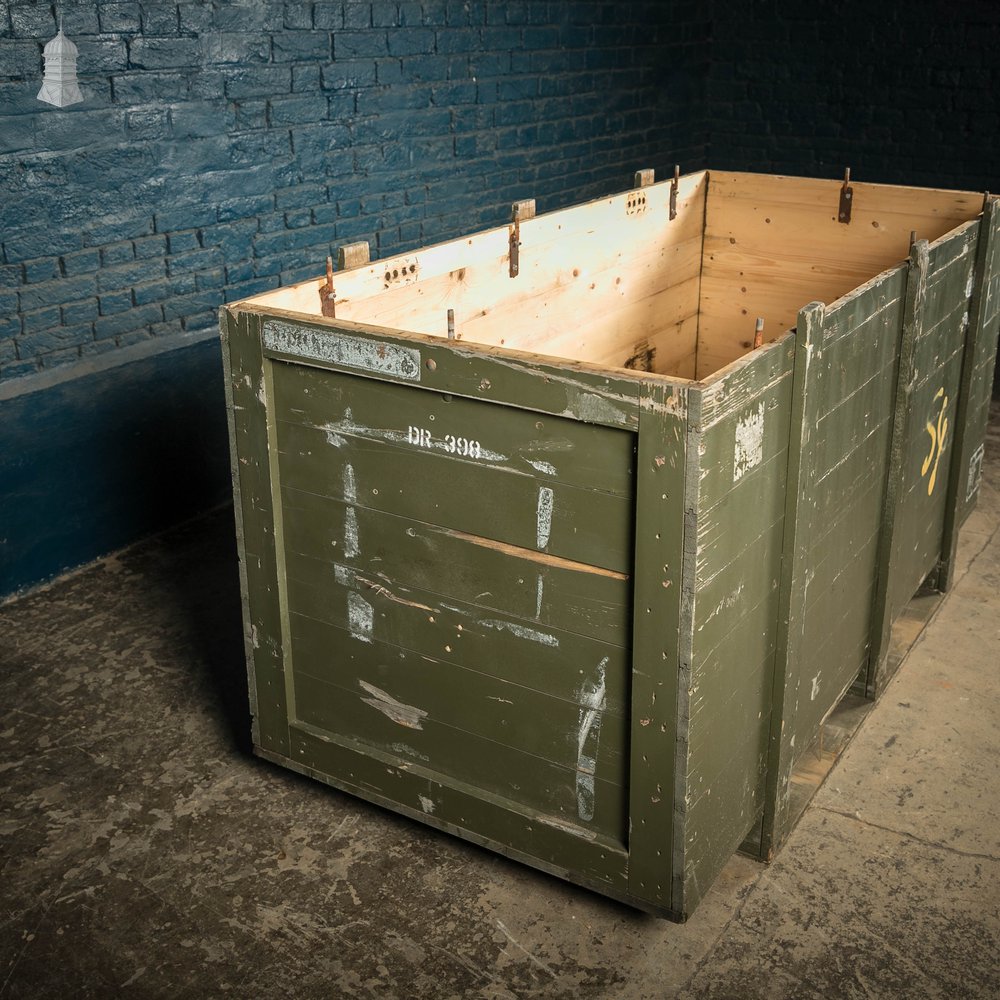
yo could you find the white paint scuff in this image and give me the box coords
[535,486,553,549]
[347,591,374,643]
[418,795,436,814]
[575,657,608,822]
[342,462,357,502]
[480,620,559,647]
[526,459,557,475]
[343,507,360,558]
[358,680,427,729]
[535,576,544,619]
[810,672,821,701]
[734,401,766,481]
[342,463,360,558]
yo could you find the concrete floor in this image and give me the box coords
[2,406,998,1000]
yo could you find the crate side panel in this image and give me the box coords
[785,272,904,745]
[681,340,794,912]
[885,224,978,621]
[263,330,639,862]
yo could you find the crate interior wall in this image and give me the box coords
[222,171,998,919]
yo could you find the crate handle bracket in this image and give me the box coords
[509,199,535,278]
[838,167,853,224]
[319,256,336,318]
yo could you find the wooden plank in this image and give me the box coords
[870,225,977,690]
[278,729,630,889]
[276,418,633,574]
[681,342,793,909]
[288,614,627,786]
[220,308,289,757]
[280,487,631,645]
[254,309,649,430]
[284,561,630,713]
[626,381,687,914]
[271,357,637,497]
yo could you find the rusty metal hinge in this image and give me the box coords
[669,164,680,221]
[838,167,853,224]
[509,199,535,278]
[319,256,336,317]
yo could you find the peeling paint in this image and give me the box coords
[343,463,357,503]
[417,795,436,814]
[263,320,422,381]
[480,620,559,647]
[347,591,373,644]
[734,402,765,481]
[572,391,629,426]
[526,459,558,475]
[536,486,553,549]
[358,680,427,729]
[575,657,608,821]
[343,507,360,559]
[536,814,598,840]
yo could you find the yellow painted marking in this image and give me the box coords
[920,387,949,496]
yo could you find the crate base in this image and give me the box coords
[740,581,948,861]
[254,746,687,923]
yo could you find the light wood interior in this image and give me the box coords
[245,171,984,382]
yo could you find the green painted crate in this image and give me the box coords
[221,171,1000,920]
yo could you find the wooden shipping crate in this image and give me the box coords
[221,171,1000,920]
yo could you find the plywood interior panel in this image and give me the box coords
[697,172,983,379]
[248,171,709,377]
[241,170,983,384]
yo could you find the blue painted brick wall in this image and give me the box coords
[0,1,708,381]
[708,1,1000,191]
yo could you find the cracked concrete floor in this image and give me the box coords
[2,405,998,1000]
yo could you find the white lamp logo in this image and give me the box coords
[37,20,84,108]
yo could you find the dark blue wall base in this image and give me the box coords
[0,332,231,600]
